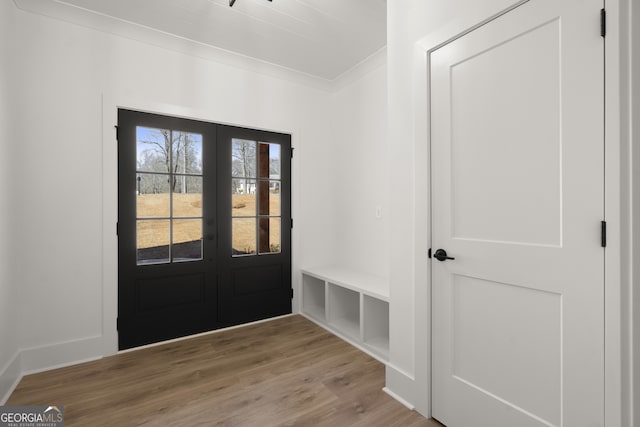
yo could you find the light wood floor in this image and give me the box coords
[8,315,443,427]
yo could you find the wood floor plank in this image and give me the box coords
[7,315,442,426]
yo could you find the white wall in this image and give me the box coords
[14,11,104,350]
[4,4,336,370]
[0,0,19,401]
[332,62,389,279]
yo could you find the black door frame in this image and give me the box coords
[117,109,292,349]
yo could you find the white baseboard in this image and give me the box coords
[0,336,104,404]
[0,352,21,404]
[20,336,103,376]
[385,363,419,411]
[383,386,415,410]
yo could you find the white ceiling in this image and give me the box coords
[49,0,387,80]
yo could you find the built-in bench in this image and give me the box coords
[300,266,389,363]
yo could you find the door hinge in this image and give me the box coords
[291,218,293,229]
[116,222,119,236]
[428,248,432,259]
[600,8,606,38]
[601,221,607,247]
[116,317,120,330]
[290,288,294,299]
[291,147,295,159]
[114,125,119,141]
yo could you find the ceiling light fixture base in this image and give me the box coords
[230,0,272,7]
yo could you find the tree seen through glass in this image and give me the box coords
[135,127,203,264]
[231,139,281,256]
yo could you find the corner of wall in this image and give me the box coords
[19,337,104,376]
[0,336,104,404]
[0,0,19,406]
[0,353,21,405]
[332,47,387,93]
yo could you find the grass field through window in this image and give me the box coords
[136,193,280,254]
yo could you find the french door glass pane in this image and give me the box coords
[259,218,281,254]
[137,219,170,264]
[233,218,256,256]
[258,181,281,216]
[136,174,170,218]
[171,131,203,175]
[173,176,203,217]
[136,126,203,265]
[173,219,202,262]
[136,127,172,173]
[232,139,256,178]
[231,140,283,257]
[232,179,256,216]
[258,142,281,179]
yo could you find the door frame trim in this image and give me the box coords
[393,0,630,423]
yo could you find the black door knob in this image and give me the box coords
[434,249,455,262]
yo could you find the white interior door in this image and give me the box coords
[430,1,604,426]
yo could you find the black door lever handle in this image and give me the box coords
[434,249,455,262]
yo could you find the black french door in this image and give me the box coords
[117,109,291,349]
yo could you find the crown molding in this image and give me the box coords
[332,46,387,92]
[13,0,337,92]
[12,0,387,93]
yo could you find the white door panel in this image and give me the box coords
[431,1,604,426]
[449,18,562,247]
